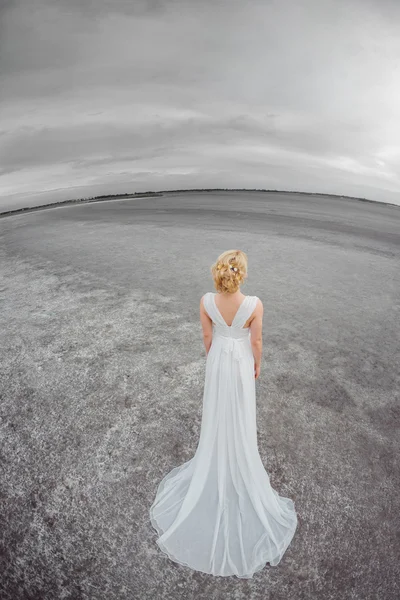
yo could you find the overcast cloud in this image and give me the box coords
[1,0,399,208]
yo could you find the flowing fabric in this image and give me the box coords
[149,292,297,578]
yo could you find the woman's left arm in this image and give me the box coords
[199,295,213,355]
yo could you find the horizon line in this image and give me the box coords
[1,188,399,219]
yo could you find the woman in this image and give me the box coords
[150,249,297,578]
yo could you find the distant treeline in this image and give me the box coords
[1,188,398,219]
[158,189,387,205]
[84,191,163,199]
[88,188,392,206]
[0,191,163,217]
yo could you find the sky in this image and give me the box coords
[0,0,400,209]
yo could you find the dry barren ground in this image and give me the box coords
[1,191,399,600]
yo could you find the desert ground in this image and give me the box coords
[0,191,399,600]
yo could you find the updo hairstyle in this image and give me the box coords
[210,249,248,294]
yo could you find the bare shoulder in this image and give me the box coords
[199,292,210,313]
[200,293,212,329]
[251,297,263,323]
[254,296,263,314]
[244,296,263,329]
[199,292,208,307]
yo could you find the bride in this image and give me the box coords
[150,249,297,578]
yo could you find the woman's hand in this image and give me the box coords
[254,362,261,379]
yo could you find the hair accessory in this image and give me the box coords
[215,262,238,273]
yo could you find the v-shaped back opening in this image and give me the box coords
[212,293,247,328]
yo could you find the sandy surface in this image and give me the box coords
[1,191,399,599]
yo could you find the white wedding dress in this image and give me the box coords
[150,292,297,578]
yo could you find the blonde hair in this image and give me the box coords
[210,249,248,294]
